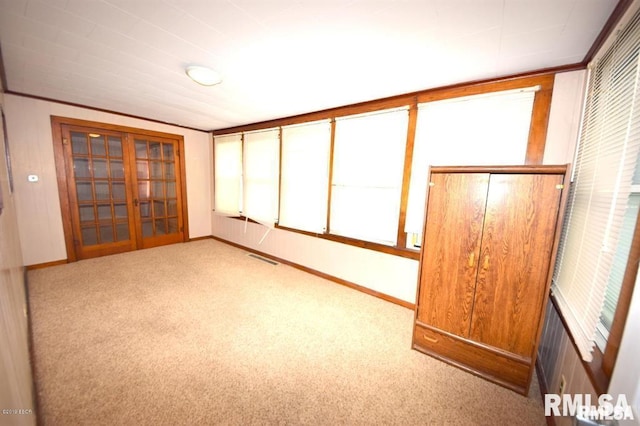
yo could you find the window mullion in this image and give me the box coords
[396,102,418,249]
[326,118,336,235]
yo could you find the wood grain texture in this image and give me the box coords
[61,125,137,260]
[213,73,557,135]
[213,74,558,260]
[412,323,530,395]
[526,86,554,164]
[26,259,68,270]
[413,166,567,395]
[417,173,489,337]
[126,134,186,250]
[396,101,418,248]
[51,116,189,261]
[325,119,336,235]
[51,117,78,262]
[430,165,567,174]
[470,173,563,357]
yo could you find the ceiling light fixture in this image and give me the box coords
[185,65,222,86]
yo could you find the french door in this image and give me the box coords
[130,135,185,249]
[53,117,187,261]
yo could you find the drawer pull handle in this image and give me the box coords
[423,334,438,343]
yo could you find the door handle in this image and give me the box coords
[468,252,475,267]
[423,334,438,344]
[483,255,490,270]
[134,198,139,207]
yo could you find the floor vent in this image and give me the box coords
[247,253,279,265]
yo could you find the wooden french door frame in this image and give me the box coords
[127,133,187,250]
[58,124,138,260]
[52,116,189,262]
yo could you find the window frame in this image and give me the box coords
[279,120,332,234]
[213,73,556,260]
[548,4,640,392]
[404,87,539,244]
[596,185,640,350]
[329,107,410,246]
[213,133,243,216]
[602,208,640,380]
[550,216,638,394]
[241,129,280,227]
[549,178,638,392]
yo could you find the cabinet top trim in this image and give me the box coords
[429,165,568,174]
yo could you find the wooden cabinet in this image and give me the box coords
[412,165,568,395]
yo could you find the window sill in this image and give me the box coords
[549,294,610,394]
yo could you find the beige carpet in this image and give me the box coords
[27,239,546,425]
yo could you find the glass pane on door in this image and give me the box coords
[70,131,130,246]
[58,121,185,261]
[134,139,180,240]
[82,226,98,245]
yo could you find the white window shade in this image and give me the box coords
[214,133,242,216]
[280,120,331,233]
[552,11,640,362]
[330,108,408,245]
[404,89,536,234]
[597,190,640,350]
[243,129,280,227]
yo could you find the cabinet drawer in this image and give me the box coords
[412,324,531,394]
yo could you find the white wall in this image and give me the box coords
[544,70,587,165]
[0,91,36,424]
[213,216,420,303]
[3,69,589,303]
[3,94,212,266]
[212,70,587,305]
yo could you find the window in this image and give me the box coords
[213,129,280,228]
[552,9,640,364]
[596,181,640,350]
[279,120,331,233]
[330,108,408,245]
[242,129,280,227]
[213,133,242,216]
[404,88,537,246]
[211,74,554,259]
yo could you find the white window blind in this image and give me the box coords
[243,129,280,227]
[330,108,408,245]
[596,189,640,350]
[213,133,242,216]
[404,88,536,234]
[552,10,640,362]
[280,120,331,233]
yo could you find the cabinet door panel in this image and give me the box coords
[417,173,489,337]
[470,174,563,356]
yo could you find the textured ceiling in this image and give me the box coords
[0,0,620,131]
